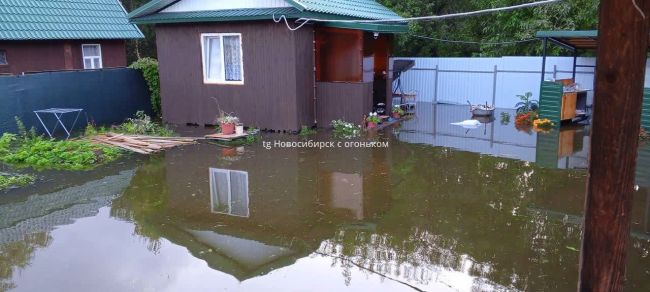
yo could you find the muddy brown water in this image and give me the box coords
[1,110,650,291]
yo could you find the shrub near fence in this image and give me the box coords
[0,68,153,135]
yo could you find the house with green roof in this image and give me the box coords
[0,0,143,75]
[129,0,407,131]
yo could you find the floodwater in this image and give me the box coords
[1,104,650,292]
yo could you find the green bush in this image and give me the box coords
[115,111,174,137]
[129,58,161,117]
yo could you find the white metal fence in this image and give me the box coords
[392,56,650,109]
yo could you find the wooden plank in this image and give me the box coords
[562,92,577,120]
[205,132,250,141]
[578,0,650,291]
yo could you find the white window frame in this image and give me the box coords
[81,44,103,69]
[200,33,245,85]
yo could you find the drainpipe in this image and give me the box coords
[312,29,318,126]
[541,38,548,83]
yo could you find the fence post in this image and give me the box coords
[553,65,557,80]
[433,65,439,104]
[491,65,498,106]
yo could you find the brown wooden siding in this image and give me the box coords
[155,22,314,131]
[316,82,373,126]
[0,40,126,75]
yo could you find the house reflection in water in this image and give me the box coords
[107,138,395,282]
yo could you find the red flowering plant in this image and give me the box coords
[515,111,538,133]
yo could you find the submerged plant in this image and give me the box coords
[0,118,123,171]
[515,92,539,114]
[0,173,35,191]
[331,120,361,138]
[0,134,122,171]
[299,126,317,136]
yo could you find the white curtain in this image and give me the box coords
[82,45,99,57]
[223,36,242,81]
[206,36,222,80]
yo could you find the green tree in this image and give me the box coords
[121,0,158,63]
[379,0,599,57]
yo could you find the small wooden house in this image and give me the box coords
[0,0,143,75]
[129,0,407,131]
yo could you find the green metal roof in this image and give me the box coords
[0,0,144,40]
[535,30,598,38]
[131,7,304,24]
[128,0,406,32]
[286,0,401,20]
[130,6,408,33]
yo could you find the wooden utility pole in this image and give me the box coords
[579,0,650,291]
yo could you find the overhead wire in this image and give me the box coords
[281,0,561,26]
[409,34,539,46]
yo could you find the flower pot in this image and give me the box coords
[221,122,235,135]
[392,113,401,119]
[367,122,378,129]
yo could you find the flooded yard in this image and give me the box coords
[1,104,649,291]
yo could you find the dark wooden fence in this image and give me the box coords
[0,68,152,135]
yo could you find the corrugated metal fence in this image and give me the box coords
[392,56,650,109]
[0,68,152,135]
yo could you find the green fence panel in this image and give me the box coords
[641,88,650,131]
[539,81,563,125]
[0,68,152,135]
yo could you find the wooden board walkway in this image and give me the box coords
[205,132,251,141]
[91,133,197,154]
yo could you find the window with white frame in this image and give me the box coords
[0,50,7,65]
[81,44,102,69]
[201,33,244,84]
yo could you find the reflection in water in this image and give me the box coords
[0,170,135,290]
[209,168,250,217]
[0,119,649,291]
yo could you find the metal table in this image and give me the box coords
[33,108,83,139]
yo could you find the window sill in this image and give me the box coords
[204,80,245,86]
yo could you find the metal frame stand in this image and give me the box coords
[33,108,83,139]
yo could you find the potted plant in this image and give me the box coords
[366,112,381,129]
[392,106,405,119]
[218,113,239,135]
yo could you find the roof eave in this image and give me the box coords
[320,22,409,33]
[131,14,304,24]
[128,0,180,19]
